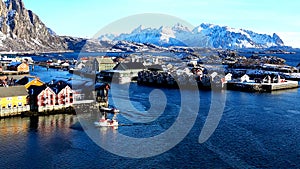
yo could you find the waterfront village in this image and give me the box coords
[0,51,300,118]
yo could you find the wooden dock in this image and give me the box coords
[226,80,299,92]
[0,71,29,75]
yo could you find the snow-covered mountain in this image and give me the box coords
[0,0,68,52]
[99,23,284,49]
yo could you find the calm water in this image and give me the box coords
[0,52,300,168]
[0,86,299,168]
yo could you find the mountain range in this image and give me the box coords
[99,23,285,49]
[0,0,287,53]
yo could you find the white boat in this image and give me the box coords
[94,118,119,127]
[94,107,119,127]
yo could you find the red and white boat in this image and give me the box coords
[94,107,119,127]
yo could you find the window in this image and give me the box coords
[7,97,12,101]
[18,96,23,100]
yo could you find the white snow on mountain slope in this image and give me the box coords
[98,23,285,49]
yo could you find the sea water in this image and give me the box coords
[0,52,299,168]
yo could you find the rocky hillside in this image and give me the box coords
[0,0,70,52]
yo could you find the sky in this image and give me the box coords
[22,0,300,48]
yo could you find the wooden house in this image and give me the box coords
[114,62,146,72]
[7,62,29,73]
[263,75,272,83]
[240,74,250,83]
[99,62,146,83]
[52,84,74,107]
[37,86,56,110]
[28,85,46,111]
[0,86,30,117]
[225,73,233,82]
[28,80,75,112]
[93,57,116,72]
[28,85,56,112]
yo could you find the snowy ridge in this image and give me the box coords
[99,23,285,49]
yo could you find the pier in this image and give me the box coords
[226,80,299,92]
[0,106,30,118]
[0,71,29,75]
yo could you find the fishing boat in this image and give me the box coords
[94,107,119,127]
[94,117,119,127]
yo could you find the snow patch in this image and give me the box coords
[98,23,285,49]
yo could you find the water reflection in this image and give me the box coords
[270,87,299,95]
[0,118,28,136]
[0,114,77,138]
[29,116,39,131]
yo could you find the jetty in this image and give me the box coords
[226,80,299,92]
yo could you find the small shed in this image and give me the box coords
[240,74,250,83]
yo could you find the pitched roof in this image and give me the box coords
[146,64,163,71]
[49,82,71,94]
[16,76,35,85]
[94,57,114,64]
[8,62,22,67]
[28,85,47,96]
[0,86,28,97]
[114,62,145,70]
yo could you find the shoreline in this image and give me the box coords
[0,50,75,56]
[0,107,76,119]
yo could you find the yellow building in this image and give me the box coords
[93,57,116,72]
[0,86,29,117]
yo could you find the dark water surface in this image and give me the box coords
[0,85,299,168]
[0,52,300,168]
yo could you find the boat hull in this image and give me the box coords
[94,119,118,127]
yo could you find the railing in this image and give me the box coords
[38,104,73,112]
[0,106,30,117]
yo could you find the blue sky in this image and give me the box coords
[23,0,300,47]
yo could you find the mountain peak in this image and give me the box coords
[272,33,284,46]
[200,23,214,29]
[0,0,66,52]
[98,23,285,49]
[132,25,147,34]
[172,23,191,32]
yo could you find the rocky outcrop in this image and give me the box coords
[0,0,67,52]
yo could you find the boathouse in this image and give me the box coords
[240,74,251,83]
[36,86,56,112]
[225,73,233,81]
[7,62,29,73]
[52,84,74,107]
[93,57,116,72]
[0,86,30,117]
[100,62,146,83]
